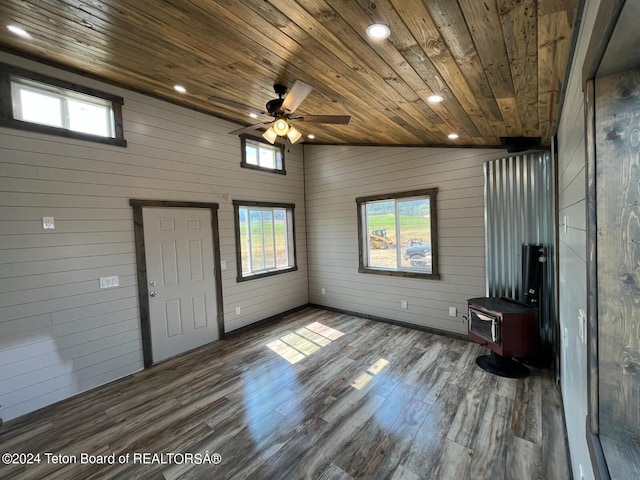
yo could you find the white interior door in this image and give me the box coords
[142,207,219,363]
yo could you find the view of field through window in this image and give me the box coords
[365,198,432,272]
[239,207,289,275]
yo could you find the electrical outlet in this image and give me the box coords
[401,300,408,309]
[99,276,119,289]
[42,216,55,229]
[235,306,241,316]
[449,307,457,317]
[321,288,326,296]
[220,260,226,271]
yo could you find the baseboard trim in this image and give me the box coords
[224,303,312,338]
[309,303,470,342]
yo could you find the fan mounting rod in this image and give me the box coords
[266,84,288,116]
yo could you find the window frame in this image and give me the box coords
[356,188,440,280]
[233,200,297,282]
[240,134,286,175]
[0,62,126,147]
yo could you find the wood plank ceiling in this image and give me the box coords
[0,0,579,146]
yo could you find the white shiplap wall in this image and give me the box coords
[556,0,600,478]
[0,52,308,422]
[304,145,504,334]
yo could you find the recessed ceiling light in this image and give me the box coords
[173,85,187,94]
[427,94,444,103]
[366,24,390,40]
[7,25,31,39]
[448,133,459,140]
[307,134,315,140]
[249,113,258,119]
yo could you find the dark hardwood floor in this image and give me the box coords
[0,307,570,479]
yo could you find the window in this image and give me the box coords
[0,63,126,146]
[233,200,297,281]
[356,189,439,279]
[240,135,285,174]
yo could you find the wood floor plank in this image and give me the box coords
[446,368,497,448]
[434,440,474,480]
[317,463,355,480]
[389,464,421,480]
[511,373,543,445]
[467,391,514,480]
[541,373,572,480]
[506,436,543,480]
[0,307,570,480]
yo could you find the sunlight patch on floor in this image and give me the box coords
[266,322,345,364]
[351,358,389,390]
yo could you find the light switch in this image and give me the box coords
[43,217,55,229]
[221,260,227,271]
[578,309,586,344]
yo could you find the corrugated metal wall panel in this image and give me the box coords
[484,152,558,363]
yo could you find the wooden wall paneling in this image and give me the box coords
[595,68,640,443]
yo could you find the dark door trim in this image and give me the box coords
[129,199,225,368]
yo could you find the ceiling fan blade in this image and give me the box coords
[208,96,266,117]
[281,80,313,114]
[293,115,351,125]
[228,122,271,135]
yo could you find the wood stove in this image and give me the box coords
[467,297,538,378]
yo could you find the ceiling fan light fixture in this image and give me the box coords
[262,127,278,144]
[366,24,390,40]
[273,117,290,136]
[287,126,303,144]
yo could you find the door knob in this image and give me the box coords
[149,291,157,297]
[149,280,156,286]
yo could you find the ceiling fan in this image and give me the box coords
[211,81,351,144]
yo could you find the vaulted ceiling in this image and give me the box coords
[0,0,579,146]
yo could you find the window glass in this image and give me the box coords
[67,98,112,137]
[18,87,63,127]
[240,136,285,173]
[234,202,296,281]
